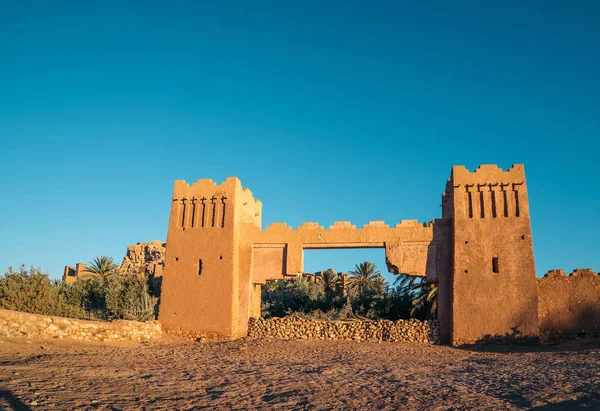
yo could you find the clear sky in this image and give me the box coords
[1,1,598,283]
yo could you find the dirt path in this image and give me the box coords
[1,337,599,410]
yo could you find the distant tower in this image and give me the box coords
[441,165,538,345]
[159,177,262,338]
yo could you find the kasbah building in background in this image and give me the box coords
[65,164,600,346]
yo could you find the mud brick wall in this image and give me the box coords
[538,269,600,340]
[0,309,162,342]
[248,317,440,344]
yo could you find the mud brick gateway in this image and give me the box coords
[156,164,563,346]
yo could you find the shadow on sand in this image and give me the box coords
[0,390,32,411]
[457,336,600,354]
[528,392,600,410]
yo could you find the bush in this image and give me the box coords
[103,273,155,321]
[0,265,85,319]
[261,278,326,318]
[0,266,157,321]
[60,275,108,319]
[290,301,357,321]
[260,275,422,321]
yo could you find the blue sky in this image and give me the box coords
[1,1,598,283]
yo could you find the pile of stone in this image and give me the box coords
[0,309,162,342]
[248,317,440,344]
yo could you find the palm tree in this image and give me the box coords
[319,269,340,310]
[348,262,385,295]
[84,256,119,280]
[321,269,339,294]
[394,274,438,319]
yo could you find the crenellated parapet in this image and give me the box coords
[445,164,528,220]
[260,219,426,234]
[451,164,526,181]
[170,177,262,230]
[238,186,262,228]
[254,219,434,247]
[541,268,598,279]
[245,219,436,284]
[542,269,568,279]
[329,221,356,229]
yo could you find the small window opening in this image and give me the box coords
[491,190,497,218]
[492,257,499,274]
[198,259,203,275]
[467,191,473,218]
[464,269,468,274]
[175,257,179,261]
[521,235,525,240]
[465,241,469,244]
[479,190,485,218]
[181,201,187,228]
[191,201,196,227]
[219,255,223,260]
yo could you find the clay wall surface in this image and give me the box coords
[448,165,538,345]
[538,269,600,339]
[244,219,436,283]
[248,317,439,344]
[0,309,162,342]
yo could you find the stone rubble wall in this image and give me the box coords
[0,309,162,342]
[248,317,440,343]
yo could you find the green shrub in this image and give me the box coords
[291,301,357,321]
[61,275,108,319]
[260,271,423,321]
[0,266,157,322]
[0,265,85,319]
[261,278,326,318]
[103,273,155,321]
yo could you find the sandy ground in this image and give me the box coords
[1,336,599,410]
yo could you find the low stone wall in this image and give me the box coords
[538,269,600,340]
[248,317,440,343]
[0,309,162,342]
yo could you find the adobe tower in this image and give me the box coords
[441,165,538,344]
[158,177,262,338]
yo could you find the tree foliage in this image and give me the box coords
[84,256,119,279]
[394,274,438,319]
[0,265,85,318]
[103,273,155,321]
[0,261,157,322]
[261,262,437,321]
[348,261,385,295]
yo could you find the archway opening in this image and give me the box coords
[303,247,395,284]
[259,247,424,321]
